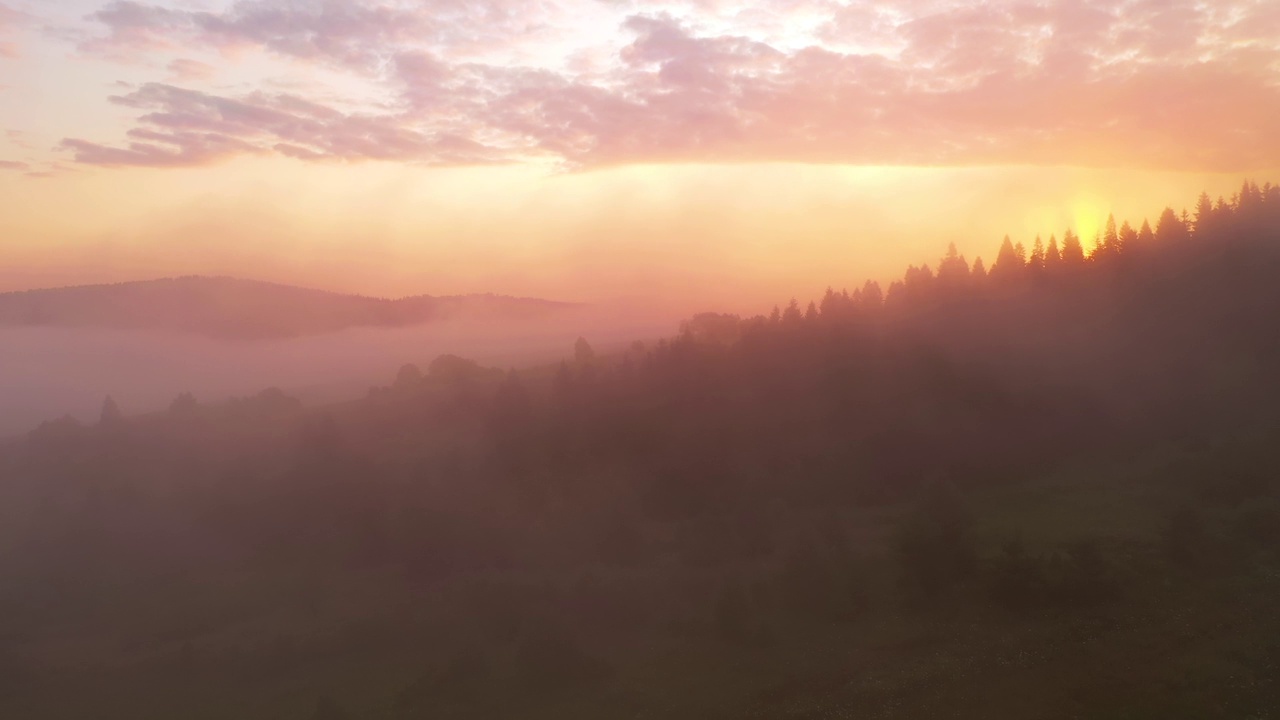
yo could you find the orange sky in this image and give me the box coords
[2,1,1278,316]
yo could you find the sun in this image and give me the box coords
[1072,196,1108,252]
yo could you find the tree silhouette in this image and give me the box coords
[782,299,803,324]
[860,281,884,307]
[937,243,970,286]
[1137,219,1155,247]
[100,395,123,425]
[1060,230,1086,266]
[1028,236,1046,273]
[1156,207,1188,244]
[574,337,595,365]
[819,287,840,318]
[169,392,198,415]
[1045,234,1061,270]
[1194,192,1215,237]
[971,257,987,281]
[1093,214,1119,260]
[990,235,1024,282]
[429,355,484,384]
[394,363,423,390]
[680,313,742,345]
[1118,221,1138,255]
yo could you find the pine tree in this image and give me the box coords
[971,257,987,281]
[1118,221,1138,254]
[860,281,884,307]
[1045,234,1061,270]
[937,242,971,287]
[574,337,595,365]
[991,235,1024,281]
[1061,230,1085,266]
[1153,207,1187,245]
[782,299,803,324]
[819,287,838,318]
[1028,236,1046,272]
[100,396,123,426]
[1194,192,1215,237]
[1138,219,1155,246]
[1097,214,1119,259]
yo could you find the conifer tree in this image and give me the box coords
[971,257,987,281]
[782,299,803,324]
[860,281,884,307]
[1028,236,1046,272]
[1138,219,1155,246]
[1118,221,1137,253]
[574,337,595,365]
[991,236,1024,281]
[1045,235,1061,269]
[1061,230,1085,266]
[1098,214,1119,258]
[819,288,839,318]
[100,396,123,425]
[1194,192,1215,237]
[937,242,971,287]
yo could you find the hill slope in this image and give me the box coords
[0,276,577,340]
[3,182,1280,719]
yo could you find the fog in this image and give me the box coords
[0,305,677,436]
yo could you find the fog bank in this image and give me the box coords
[0,306,676,436]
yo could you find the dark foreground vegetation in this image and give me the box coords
[3,183,1280,719]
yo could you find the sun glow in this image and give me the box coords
[1072,196,1109,252]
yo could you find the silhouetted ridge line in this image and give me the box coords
[0,276,580,340]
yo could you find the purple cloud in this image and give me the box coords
[66,0,1280,171]
[61,82,503,167]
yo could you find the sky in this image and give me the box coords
[1,0,1278,313]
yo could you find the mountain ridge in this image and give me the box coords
[0,276,579,340]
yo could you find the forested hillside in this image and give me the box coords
[2,182,1280,719]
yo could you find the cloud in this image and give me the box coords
[82,0,529,69]
[0,159,29,170]
[166,58,215,82]
[0,2,30,58]
[61,82,504,167]
[68,0,1280,172]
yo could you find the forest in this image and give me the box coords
[1,181,1279,719]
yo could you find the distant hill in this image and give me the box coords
[0,276,578,340]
